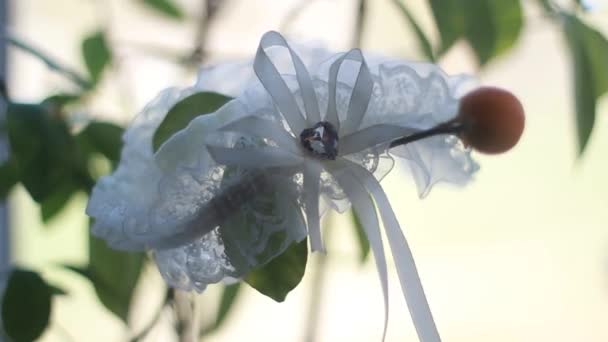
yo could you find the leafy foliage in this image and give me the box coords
[391,0,435,61]
[201,284,242,336]
[64,234,145,323]
[463,1,523,65]
[214,284,241,327]
[153,92,233,152]
[141,0,184,20]
[428,0,463,54]
[562,14,608,154]
[77,122,125,167]
[5,103,90,203]
[82,31,112,85]
[40,181,78,223]
[42,93,82,110]
[429,0,523,65]
[87,234,145,322]
[351,210,370,263]
[0,157,18,198]
[1,269,63,342]
[245,239,308,302]
[214,164,308,303]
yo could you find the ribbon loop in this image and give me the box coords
[326,49,374,136]
[254,31,321,133]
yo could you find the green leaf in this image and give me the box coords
[563,14,608,154]
[214,284,240,328]
[0,158,18,198]
[216,170,308,303]
[391,0,435,61]
[217,171,308,301]
[88,232,145,323]
[141,0,184,20]
[245,238,308,302]
[351,211,370,263]
[1,269,53,342]
[152,92,232,152]
[428,0,465,54]
[40,181,77,223]
[6,103,88,202]
[61,264,91,279]
[536,0,554,13]
[77,122,124,166]
[82,31,112,85]
[428,0,523,65]
[202,283,241,335]
[48,284,68,296]
[42,93,81,108]
[41,93,82,118]
[463,1,523,65]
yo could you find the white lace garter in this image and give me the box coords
[87,31,479,342]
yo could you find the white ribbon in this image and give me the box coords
[254,31,320,133]
[303,162,324,252]
[207,145,303,168]
[326,49,373,136]
[144,208,220,250]
[339,124,418,156]
[344,160,441,342]
[331,164,389,341]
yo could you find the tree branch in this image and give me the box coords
[130,288,174,342]
[5,35,91,90]
[352,0,367,48]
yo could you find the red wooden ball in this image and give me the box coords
[457,87,525,154]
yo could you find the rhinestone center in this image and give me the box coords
[300,121,339,160]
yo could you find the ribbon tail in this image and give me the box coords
[332,167,389,341]
[221,116,301,155]
[348,163,441,342]
[207,145,303,169]
[303,163,324,252]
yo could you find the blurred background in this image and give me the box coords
[1,0,608,341]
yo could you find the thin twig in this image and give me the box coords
[130,288,174,342]
[191,294,201,342]
[173,290,197,342]
[185,0,225,66]
[5,35,91,89]
[279,0,317,32]
[352,0,367,48]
